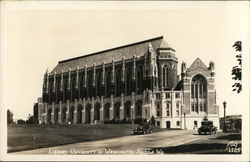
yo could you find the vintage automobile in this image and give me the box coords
[198,120,217,135]
[133,123,152,135]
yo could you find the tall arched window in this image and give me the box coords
[115,69,121,96]
[63,77,68,102]
[106,71,111,97]
[96,72,102,97]
[56,79,60,103]
[191,74,207,113]
[71,76,76,101]
[126,67,132,95]
[87,73,93,98]
[49,79,53,104]
[79,73,84,99]
[136,66,143,94]
[163,65,168,88]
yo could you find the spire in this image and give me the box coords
[181,62,187,73]
[209,61,215,76]
[209,61,215,72]
[46,69,49,94]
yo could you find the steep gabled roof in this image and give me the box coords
[51,36,171,73]
[187,58,208,71]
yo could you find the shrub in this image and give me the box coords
[17,119,26,124]
[149,115,156,125]
[134,118,144,125]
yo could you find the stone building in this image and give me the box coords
[38,36,219,129]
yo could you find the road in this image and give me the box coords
[12,129,215,155]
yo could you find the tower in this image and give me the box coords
[156,39,178,91]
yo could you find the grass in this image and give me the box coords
[8,124,166,153]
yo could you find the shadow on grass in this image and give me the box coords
[147,133,242,154]
[216,133,241,141]
[147,143,242,154]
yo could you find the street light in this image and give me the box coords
[223,101,227,132]
[181,104,186,130]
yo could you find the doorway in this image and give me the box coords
[166,121,171,129]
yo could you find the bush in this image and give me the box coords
[104,118,132,124]
[120,118,132,124]
[17,119,26,124]
[134,118,144,125]
[26,115,34,124]
[149,115,156,125]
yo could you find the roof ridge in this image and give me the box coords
[59,36,163,64]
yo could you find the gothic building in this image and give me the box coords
[37,36,219,129]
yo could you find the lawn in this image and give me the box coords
[8,124,166,153]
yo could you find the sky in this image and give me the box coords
[1,1,249,120]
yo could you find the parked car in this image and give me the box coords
[198,120,217,135]
[133,122,152,135]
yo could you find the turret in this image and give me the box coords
[209,61,215,76]
[181,61,187,79]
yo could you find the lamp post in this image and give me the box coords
[223,101,227,132]
[181,104,186,130]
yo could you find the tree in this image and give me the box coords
[7,109,14,124]
[26,115,34,124]
[232,41,242,93]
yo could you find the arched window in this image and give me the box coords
[49,79,53,104]
[191,83,194,98]
[135,100,142,118]
[115,69,121,96]
[94,103,101,121]
[124,101,131,119]
[96,72,102,97]
[191,74,207,113]
[104,103,110,121]
[166,102,171,117]
[105,71,111,97]
[163,65,168,88]
[71,76,76,101]
[136,66,143,94]
[79,73,84,99]
[176,102,180,117]
[176,121,180,126]
[63,77,68,102]
[126,67,132,95]
[56,79,60,103]
[87,73,93,98]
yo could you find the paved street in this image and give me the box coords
[12,129,217,155]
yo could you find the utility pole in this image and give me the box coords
[184,113,186,130]
[223,101,227,132]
